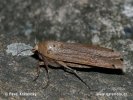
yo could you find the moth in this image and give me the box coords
[32,41,123,69]
[19,41,123,89]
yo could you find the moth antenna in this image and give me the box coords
[16,48,32,56]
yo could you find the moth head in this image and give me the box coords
[32,41,47,55]
[32,45,38,53]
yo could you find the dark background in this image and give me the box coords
[0,0,133,99]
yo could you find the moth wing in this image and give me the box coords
[45,41,123,69]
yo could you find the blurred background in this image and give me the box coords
[0,0,133,99]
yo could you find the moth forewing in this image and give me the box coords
[36,41,123,70]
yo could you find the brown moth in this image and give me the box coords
[32,40,123,69]
[29,40,123,89]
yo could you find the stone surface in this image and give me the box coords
[0,0,133,99]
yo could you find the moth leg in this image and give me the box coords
[42,57,50,89]
[33,61,44,81]
[57,61,91,89]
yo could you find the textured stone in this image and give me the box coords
[0,0,133,99]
